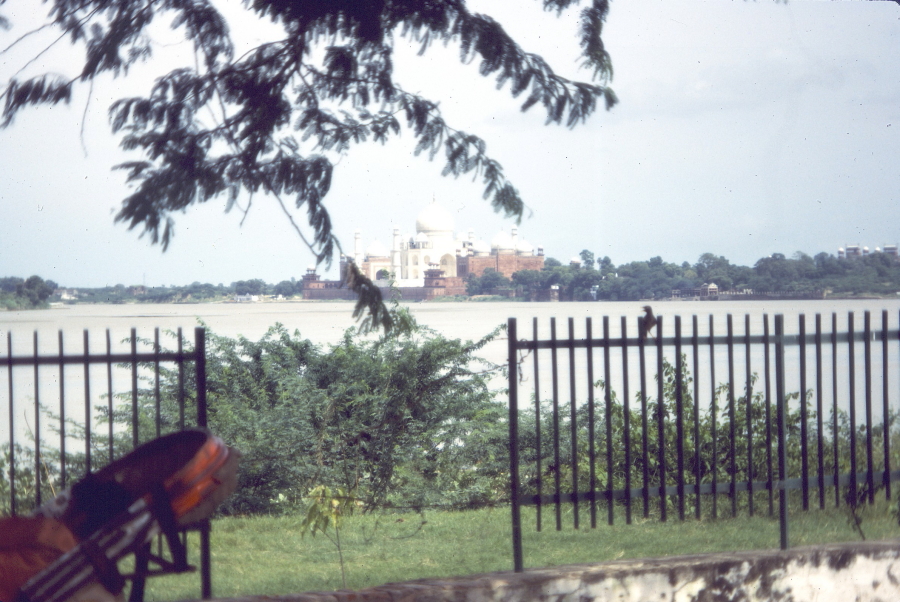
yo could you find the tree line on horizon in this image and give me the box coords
[3,248,899,308]
[0,275,58,310]
[469,250,900,301]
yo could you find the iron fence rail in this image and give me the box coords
[507,310,899,572]
[1,326,210,599]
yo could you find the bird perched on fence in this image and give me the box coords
[640,306,657,340]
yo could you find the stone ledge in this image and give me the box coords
[194,539,900,602]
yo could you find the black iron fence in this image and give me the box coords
[507,311,900,572]
[1,326,210,598]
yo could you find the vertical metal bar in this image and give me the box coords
[567,318,579,529]
[154,328,163,557]
[106,329,114,464]
[709,315,718,520]
[195,327,211,599]
[656,315,666,522]
[131,327,139,449]
[154,328,161,439]
[177,328,185,431]
[532,318,543,531]
[7,332,15,515]
[775,314,789,550]
[692,315,701,520]
[799,314,809,511]
[83,330,91,475]
[864,311,874,504]
[639,317,650,518]
[883,310,891,499]
[832,313,840,507]
[815,314,825,509]
[550,318,561,531]
[848,312,858,505]
[33,331,41,506]
[200,521,212,600]
[508,318,523,572]
[727,315,736,517]
[744,314,754,517]
[58,331,66,489]
[196,326,207,429]
[586,318,596,528]
[764,315,773,517]
[603,316,614,526]
[675,316,685,521]
[620,317,631,524]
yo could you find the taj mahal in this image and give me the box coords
[301,201,545,300]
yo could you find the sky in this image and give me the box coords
[0,0,898,288]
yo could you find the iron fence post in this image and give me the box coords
[195,327,213,598]
[83,330,91,474]
[507,318,523,572]
[58,331,66,488]
[7,332,15,515]
[848,313,857,506]
[532,318,543,531]
[799,314,808,510]
[33,331,41,507]
[603,316,614,526]
[567,318,579,529]
[864,311,874,503]
[883,310,892,499]
[675,316,684,521]
[655,315,666,521]
[775,314,789,550]
[131,328,139,449]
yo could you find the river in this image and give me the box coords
[2,298,899,446]
[3,297,899,355]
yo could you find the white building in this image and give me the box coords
[347,201,543,287]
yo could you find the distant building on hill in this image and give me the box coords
[302,200,545,300]
[838,244,899,260]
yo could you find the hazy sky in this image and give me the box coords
[1,0,898,287]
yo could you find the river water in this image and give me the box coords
[2,298,899,447]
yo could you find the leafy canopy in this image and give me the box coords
[0,0,616,330]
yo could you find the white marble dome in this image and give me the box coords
[366,239,388,257]
[491,230,515,252]
[515,238,533,255]
[472,239,491,256]
[416,201,455,233]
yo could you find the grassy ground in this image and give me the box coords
[141,497,900,601]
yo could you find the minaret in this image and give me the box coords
[391,227,402,280]
[354,229,363,265]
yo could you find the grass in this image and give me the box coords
[141,496,900,601]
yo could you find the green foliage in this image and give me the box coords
[299,485,360,587]
[79,311,509,515]
[466,269,512,296]
[300,486,359,536]
[508,249,900,301]
[517,356,900,518]
[0,0,617,330]
[234,279,267,296]
[0,274,56,309]
[579,250,595,270]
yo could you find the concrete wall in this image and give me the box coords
[205,540,900,602]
